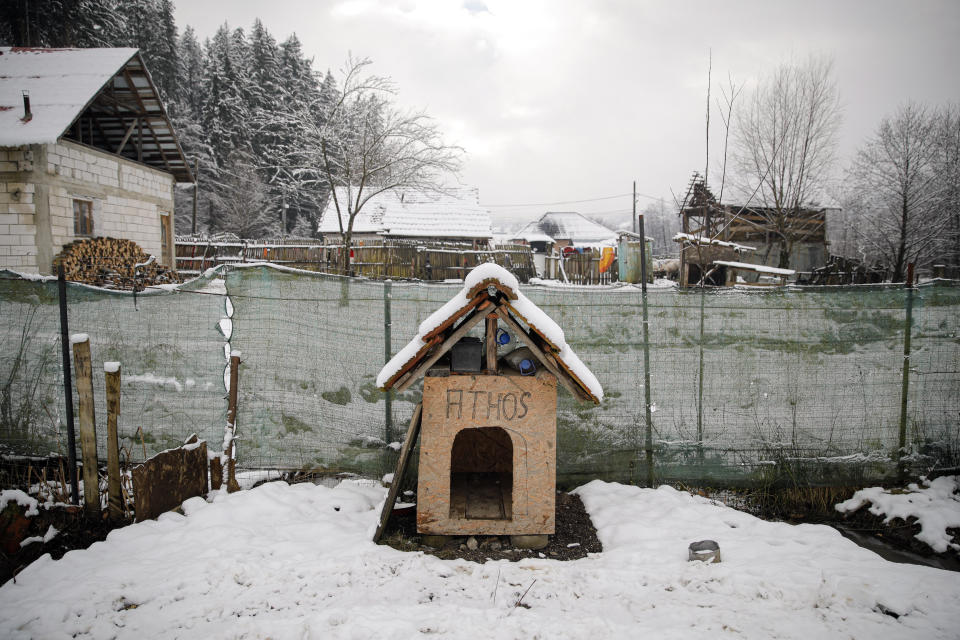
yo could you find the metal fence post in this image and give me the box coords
[384,280,393,443]
[639,215,654,487]
[57,264,80,505]
[697,283,706,473]
[898,263,915,481]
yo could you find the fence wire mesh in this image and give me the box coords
[1,264,958,488]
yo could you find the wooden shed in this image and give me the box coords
[373,264,602,545]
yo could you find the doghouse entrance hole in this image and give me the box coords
[449,427,513,520]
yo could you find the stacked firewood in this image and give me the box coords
[52,237,181,290]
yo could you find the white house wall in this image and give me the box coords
[0,140,175,274]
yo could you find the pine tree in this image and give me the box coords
[150,0,179,104]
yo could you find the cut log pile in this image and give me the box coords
[53,237,181,289]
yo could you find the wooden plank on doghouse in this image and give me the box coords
[485,312,497,374]
[395,304,489,392]
[493,305,589,402]
[421,293,488,341]
[502,301,563,353]
[373,402,423,542]
[387,334,444,390]
[72,336,99,518]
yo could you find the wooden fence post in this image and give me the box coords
[72,335,99,517]
[225,352,241,493]
[104,362,123,521]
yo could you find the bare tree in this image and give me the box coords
[732,56,842,268]
[302,56,462,273]
[933,103,960,269]
[843,103,949,281]
[208,156,278,238]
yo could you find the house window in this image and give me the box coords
[73,199,93,236]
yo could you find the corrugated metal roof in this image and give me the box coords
[318,186,492,239]
[0,47,193,182]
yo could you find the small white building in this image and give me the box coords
[317,186,493,246]
[0,47,193,274]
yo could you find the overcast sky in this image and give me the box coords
[176,0,960,228]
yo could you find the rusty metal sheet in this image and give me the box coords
[132,441,208,522]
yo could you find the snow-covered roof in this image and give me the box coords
[318,186,492,240]
[512,226,556,244]
[712,260,795,276]
[0,47,193,181]
[673,232,755,252]
[516,212,618,248]
[377,263,602,403]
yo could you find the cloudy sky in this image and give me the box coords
[176,0,960,228]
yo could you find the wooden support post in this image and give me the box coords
[72,336,99,517]
[373,403,423,543]
[485,313,498,373]
[105,362,123,521]
[225,353,241,493]
[57,264,80,505]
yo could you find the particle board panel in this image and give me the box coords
[417,371,556,536]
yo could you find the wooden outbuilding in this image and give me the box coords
[373,264,602,545]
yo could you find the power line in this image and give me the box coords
[482,190,664,208]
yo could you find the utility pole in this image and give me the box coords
[633,180,637,234]
[191,156,199,234]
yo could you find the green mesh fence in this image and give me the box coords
[2,264,958,487]
[0,270,227,464]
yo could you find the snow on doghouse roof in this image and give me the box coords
[377,263,602,403]
[318,186,492,240]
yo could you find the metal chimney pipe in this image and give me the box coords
[21,90,32,122]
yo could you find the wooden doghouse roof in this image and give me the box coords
[377,263,603,404]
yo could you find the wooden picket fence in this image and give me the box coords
[175,237,537,282]
[544,248,617,285]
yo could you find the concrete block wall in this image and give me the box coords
[0,140,175,274]
[0,148,39,271]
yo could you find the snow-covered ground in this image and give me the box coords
[837,476,960,553]
[2,480,959,639]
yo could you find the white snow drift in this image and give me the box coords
[1,480,958,639]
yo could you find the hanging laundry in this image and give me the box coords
[599,247,615,273]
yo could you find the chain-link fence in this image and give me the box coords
[2,264,958,488]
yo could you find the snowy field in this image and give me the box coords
[2,480,959,639]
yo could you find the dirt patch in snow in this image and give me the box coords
[378,491,603,562]
[1,506,125,587]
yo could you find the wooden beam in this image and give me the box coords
[115,117,138,154]
[395,304,489,392]
[384,334,443,390]
[421,293,487,341]
[373,403,422,542]
[503,301,562,352]
[485,312,497,374]
[493,304,590,402]
[105,363,123,521]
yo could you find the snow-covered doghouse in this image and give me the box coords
[373,264,602,545]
